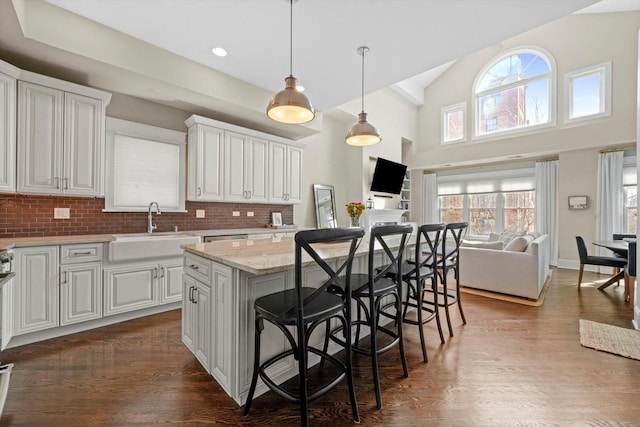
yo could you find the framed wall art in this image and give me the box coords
[568,195,588,210]
[272,212,283,226]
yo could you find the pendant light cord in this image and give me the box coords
[289,0,293,76]
[360,48,365,112]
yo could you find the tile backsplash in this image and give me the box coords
[0,194,294,237]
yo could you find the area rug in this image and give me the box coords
[579,319,640,361]
[458,271,552,307]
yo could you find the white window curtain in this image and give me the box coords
[423,173,439,224]
[596,151,624,256]
[535,160,558,265]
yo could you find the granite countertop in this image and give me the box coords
[0,227,301,251]
[182,234,416,276]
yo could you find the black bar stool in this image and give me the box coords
[392,223,447,362]
[324,224,413,409]
[243,228,364,427]
[435,222,468,337]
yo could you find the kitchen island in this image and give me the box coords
[180,233,413,405]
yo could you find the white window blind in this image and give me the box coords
[113,135,180,209]
[104,118,186,212]
[437,166,535,195]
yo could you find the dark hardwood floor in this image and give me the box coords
[1,268,639,426]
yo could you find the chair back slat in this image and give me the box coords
[369,224,414,284]
[279,228,364,323]
[441,222,469,262]
[415,223,446,273]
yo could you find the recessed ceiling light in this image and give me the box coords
[211,47,227,57]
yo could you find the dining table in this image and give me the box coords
[592,239,635,294]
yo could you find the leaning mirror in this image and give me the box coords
[313,184,337,228]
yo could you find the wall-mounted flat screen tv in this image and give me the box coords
[370,157,407,195]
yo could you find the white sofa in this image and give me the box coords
[458,234,550,299]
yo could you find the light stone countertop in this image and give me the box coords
[0,228,301,251]
[181,234,416,276]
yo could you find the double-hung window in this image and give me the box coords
[623,158,637,234]
[437,167,536,238]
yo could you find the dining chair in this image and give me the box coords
[243,228,364,427]
[624,240,636,303]
[323,224,413,410]
[575,236,627,289]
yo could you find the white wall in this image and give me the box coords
[412,11,640,265]
[338,87,419,210]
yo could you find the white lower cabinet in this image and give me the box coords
[1,276,14,350]
[60,262,102,325]
[103,258,183,316]
[182,272,211,372]
[161,261,184,304]
[209,263,233,392]
[8,240,183,348]
[103,263,158,316]
[13,246,60,336]
[182,254,233,392]
[13,244,104,336]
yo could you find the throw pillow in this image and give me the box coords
[504,236,529,252]
[497,230,526,246]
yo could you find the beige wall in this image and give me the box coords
[557,148,600,263]
[412,11,640,265]
[338,87,419,210]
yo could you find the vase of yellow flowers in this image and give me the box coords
[346,202,365,227]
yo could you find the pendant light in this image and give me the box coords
[267,0,315,124]
[346,46,381,146]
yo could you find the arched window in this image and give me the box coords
[474,47,555,137]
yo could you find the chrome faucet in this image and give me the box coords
[147,202,161,233]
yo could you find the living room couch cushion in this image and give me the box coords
[459,234,550,299]
[504,234,534,252]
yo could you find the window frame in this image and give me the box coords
[441,101,466,144]
[439,190,536,239]
[103,118,187,213]
[564,61,612,124]
[472,46,557,141]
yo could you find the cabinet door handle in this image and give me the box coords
[61,271,68,285]
[188,286,194,303]
[72,251,93,256]
[248,190,252,199]
[192,287,198,304]
[197,187,202,197]
[54,177,60,189]
[189,264,199,270]
[63,177,69,190]
[160,267,165,278]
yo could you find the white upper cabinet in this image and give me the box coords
[0,60,19,193]
[224,131,268,203]
[17,71,111,196]
[185,114,302,204]
[269,142,302,204]
[187,123,224,201]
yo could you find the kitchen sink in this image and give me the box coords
[108,233,201,262]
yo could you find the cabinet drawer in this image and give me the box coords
[61,243,103,264]
[184,253,211,284]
